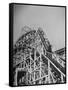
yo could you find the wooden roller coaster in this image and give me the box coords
[13,27,66,86]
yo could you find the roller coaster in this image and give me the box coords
[13,27,66,86]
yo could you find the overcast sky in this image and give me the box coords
[13,4,65,51]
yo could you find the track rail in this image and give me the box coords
[37,29,66,76]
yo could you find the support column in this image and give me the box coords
[48,59,51,83]
[29,51,32,84]
[61,73,64,83]
[39,53,42,84]
[14,69,18,86]
[33,49,36,84]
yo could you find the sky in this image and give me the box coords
[13,4,65,51]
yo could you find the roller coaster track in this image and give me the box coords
[37,29,66,76]
[13,27,66,86]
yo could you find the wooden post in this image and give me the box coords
[48,59,51,83]
[33,49,36,84]
[61,73,64,83]
[39,53,42,84]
